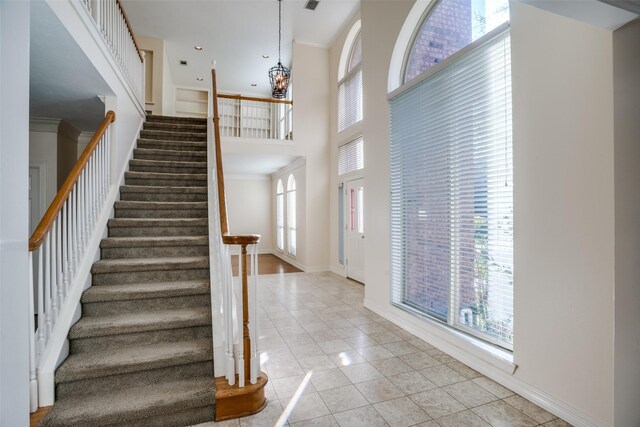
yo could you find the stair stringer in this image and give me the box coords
[36,118,144,407]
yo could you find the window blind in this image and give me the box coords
[390,29,513,349]
[338,137,364,175]
[338,67,363,132]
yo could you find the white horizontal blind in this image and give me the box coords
[390,29,513,348]
[338,67,363,132]
[338,137,364,176]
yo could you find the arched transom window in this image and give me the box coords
[338,21,363,132]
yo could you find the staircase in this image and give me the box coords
[41,115,216,426]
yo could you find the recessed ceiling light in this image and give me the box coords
[251,83,257,87]
[194,46,203,51]
[196,77,204,81]
[262,54,270,59]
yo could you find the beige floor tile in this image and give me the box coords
[298,355,337,372]
[333,405,389,427]
[356,345,395,362]
[290,414,339,426]
[272,375,317,400]
[340,362,384,383]
[446,361,482,379]
[283,333,315,347]
[317,339,352,354]
[409,388,466,419]
[442,380,499,408]
[333,326,363,338]
[542,419,573,427]
[472,377,515,399]
[504,395,557,424]
[344,334,379,349]
[268,361,305,379]
[318,384,369,413]
[289,343,324,359]
[407,338,435,351]
[309,368,351,391]
[435,409,491,426]
[399,352,441,370]
[412,422,439,427]
[387,371,438,395]
[355,377,405,404]
[357,323,389,334]
[239,400,285,427]
[369,357,413,376]
[327,349,367,367]
[419,365,467,387]
[283,392,331,424]
[373,397,431,427]
[426,349,456,364]
[472,400,538,427]
[368,331,404,344]
[382,340,421,356]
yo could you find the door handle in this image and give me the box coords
[361,235,365,239]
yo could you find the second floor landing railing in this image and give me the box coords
[218,93,293,141]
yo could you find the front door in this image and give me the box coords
[345,179,365,283]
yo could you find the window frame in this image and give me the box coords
[276,179,284,252]
[338,28,363,133]
[286,174,297,257]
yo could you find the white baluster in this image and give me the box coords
[44,234,52,340]
[63,201,71,294]
[37,246,45,357]
[50,218,59,322]
[56,215,64,306]
[28,252,38,412]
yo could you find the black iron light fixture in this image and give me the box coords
[268,0,291,99]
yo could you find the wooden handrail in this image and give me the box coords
[29,111,116,251]
[218,93,293,106]
[116,0,143,63]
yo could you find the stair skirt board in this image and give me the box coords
[39,115,242,427]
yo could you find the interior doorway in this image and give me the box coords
[344,178,365,283]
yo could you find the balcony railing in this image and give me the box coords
[80,0,145,105]
[218,94,293,141]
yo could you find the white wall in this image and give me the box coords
[289,42,330,272]
[612,17,640,427]
[224,176,273,253]
[355,0,623,424]
[57,120,80,187]
[162,44,175,116]
[0,1,31,424]
[138,36,164,115]
[511,3,615,424]
[29,119,59,207]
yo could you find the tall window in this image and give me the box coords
[390,0,513,349]
[286,174,297,256]
[338,28,363,132]
[276,179,284,251]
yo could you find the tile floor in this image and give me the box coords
[197,272,572,427]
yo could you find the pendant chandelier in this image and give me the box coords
[268,0,291,99]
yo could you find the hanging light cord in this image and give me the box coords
[278,0,282,64]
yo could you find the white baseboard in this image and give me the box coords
[363,299,608,427]
[268,251,328,273]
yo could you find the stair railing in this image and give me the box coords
[79,0,145,105]
[209,68,262,387]
[28,111,116,411]
[218,93,293,140]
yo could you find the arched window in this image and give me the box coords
[276,179,284,251]
[338,21,363,132]
[389,0,513,349]
[286,174,297,256]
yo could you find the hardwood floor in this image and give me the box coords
[231,253,302,276]
[30,406,51,427]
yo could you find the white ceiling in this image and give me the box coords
[121,0,359,96]
[222,153,301,175]
[30,1,112,131]
[518,0,638,30]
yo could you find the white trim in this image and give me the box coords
[29,118,61,133]
[225,174,271,181]
[222,136,295,147]
[270,251,328,273]
[363,299,607,427]
[388,0,439,93]
[338,20,362,80]
[272,156,306,178]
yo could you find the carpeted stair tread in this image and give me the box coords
[124,171,207,181]
[55,339,212,383]
[140,129,206,142]
[120,185,207,195]
[39,378,214,426]
[82,279,210,303]
[91,256,208,274]
[69,307,211,339]
[143,121,207,132]
[114,200,208,210]
[108,218,208,228]
[129,158,207,169]
[101,236,208,249]
[145,115,207,125]
[133,147,206,159]
[136,139,207,151]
